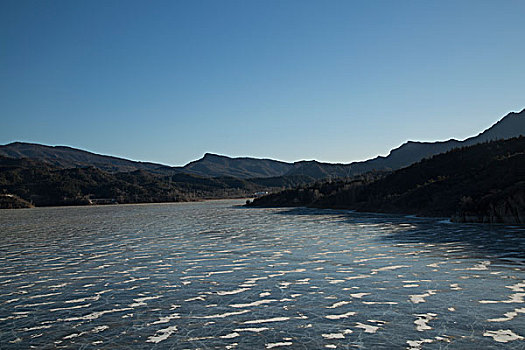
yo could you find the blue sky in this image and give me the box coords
[1,0,524,166]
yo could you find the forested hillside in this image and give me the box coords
[248,137,525,224]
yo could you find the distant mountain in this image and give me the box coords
[182,108,524,179]
[0,144,298,179]
[467,109,525,142]
[181,153,293,178]
[284,161,354,179]
[1,108,523,180]
[343,108,525,175]
[0,142,170,173]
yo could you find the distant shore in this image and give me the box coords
[0,195,250,210]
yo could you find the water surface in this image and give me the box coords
[0,200,524,349]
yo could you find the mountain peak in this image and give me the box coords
[202,152,229,160]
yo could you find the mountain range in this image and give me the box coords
[1,109,523,180]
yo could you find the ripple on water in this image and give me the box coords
[0,200,524,348]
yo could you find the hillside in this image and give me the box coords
[248,137,525,224]
[0,156,257,207]
[0,155,316,208]
[0,142,170,173]
[344,108,525,174]
[286,108,525,177]
[182,153,293,178]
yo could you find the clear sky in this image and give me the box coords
[1,0,524,166]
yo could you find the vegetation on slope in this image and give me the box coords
[248,137,525,224]
[0,155,317,208]
[0,142,166,173]
[182,153,294,178]
[0,194,33,209]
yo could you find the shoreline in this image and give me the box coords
[245,202,524,226]
[0,197,251,210]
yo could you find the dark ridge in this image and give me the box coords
[0,142,173,173]
[248,137,525,224]
[1,108,523,181]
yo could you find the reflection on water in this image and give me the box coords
[0,200,524,349]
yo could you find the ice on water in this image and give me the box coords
[0,200,524,348]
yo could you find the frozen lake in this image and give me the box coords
[0,199,524,349]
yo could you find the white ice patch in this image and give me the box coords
[328,280,346,284]
[220,332,240,339]
[206,270,234,277]
[244,317,290,324]
[372,265,409,273]
[479,293,525,304]
[355,322,379,333]
[216,288,250,296]
[362,301,398,305]
[130,295,162,307]
[92,325,109,333]
[487,308,525,322]
[233,327,269,332]
[21,325,52,332]
[325,312,356,320]
[266,342,293,348]
[322,330,352,339]
[345,275,371,280]
[50,304,91,312]
[244,277,268,285]
[63,332,84,340]
[450,283,462,291]
[326,301,351,309]
[409,290,436,304]
[295,278,311,284]
[506,281,525,292]
[198,310,250,319]
[426,263,441,268]
[184,296,206,302]
[414,313,437,331]
[350,293,370,298]
[406,339,433,349]
[28,292,62,299]
[466,261,491,271]
[61,307,133,322]
[268,268,306,278]
[146,325,178,343]
[230,299,277,308]
[483,329,524,343]
[148,313,180,325]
